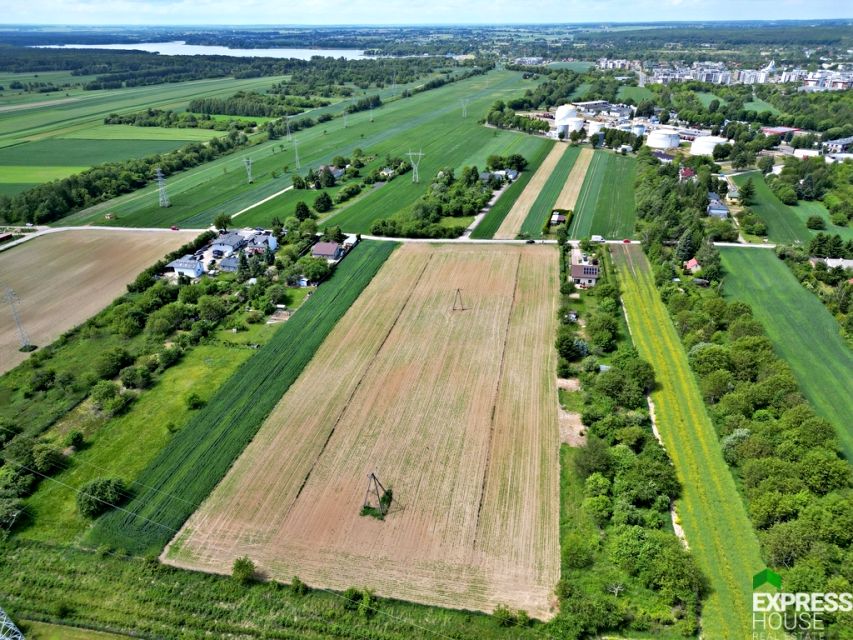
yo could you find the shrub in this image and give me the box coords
[95,348,133,380]
[313,192,333,213]
[291,575,308,595]
[91,380,119,408]
[232,556,255,584]
[65,431,84,449]
[185,393,205,410]
[806,215,826,230]
[77,478,127,518]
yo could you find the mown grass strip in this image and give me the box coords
[611,244,764,639]
[569,152,636,240]
[720,247,853,459]
[89,240,398,554]
[470,138,553,239]
[519,145,580,237]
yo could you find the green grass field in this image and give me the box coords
[548,61,594,71]
[617,86,653,102]
[62,71,546,232]
[569,150,636,239]
[0,165,88,183]
[90,240,397,554]
[611,244,764,640]
[470,138,554,239]
[519,145,580,237]
[61,124,220,141]
[744,98,780,115]
[695,92,726,107]
[786,199,853,242]
[20,619,133,640]
[720,248,853,459]
[19,344,255,545]
[570,83,592,100]
[733,172,812,245]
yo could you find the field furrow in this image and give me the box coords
[553,146,593,211]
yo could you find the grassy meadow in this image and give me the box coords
[733,172,812,244]
[611,244,764,639]
[62,70,546,232]
[569,150,636,239]
[720,248,853,459]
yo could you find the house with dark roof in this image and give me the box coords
[707,192,729,219]
[211,232,246,257]
[570,249,600,287]
[651,151,674,164]
[220,255,240,273]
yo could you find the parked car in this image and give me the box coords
[170,225,180,231]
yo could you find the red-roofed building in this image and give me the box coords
[679,167,696,183]
[683,257,701,273]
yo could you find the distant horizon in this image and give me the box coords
[2,0,851,28]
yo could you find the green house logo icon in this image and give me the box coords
[753,568,782,590]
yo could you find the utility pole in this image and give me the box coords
[155,167,170,208]
[460,98,469,118]
[286,115,292,141]
[0,607,24,640]
[243,157,253,183]
[3,288,32,351]
[406,149,424,184]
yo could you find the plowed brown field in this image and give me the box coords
[165,243,560,618]
[494,143,567,240]
[0,229,198,374]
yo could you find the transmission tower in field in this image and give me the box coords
[0,606,24,640]
[452,288,467,311]
[406,149,424,183]
[363,473,393,518]
[293,139,301,170]
[155,167,170,208]
[3,288,31,351]
[286,115,293,141]
[460,98,469,118]
[244,157,253,183]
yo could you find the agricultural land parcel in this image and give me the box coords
[553,146,593,212]
[89,241,397,552]
[611,244,764,639]
[57,71,546,233]
[470,139,553,239]
[720,248,853,459]
[493,142,568,239]
[569,150,637,240]
[0,228,198,374]
[518,145,581,237]
[733,172,812,245]
[165,243,560,619]
[0,75,292,194]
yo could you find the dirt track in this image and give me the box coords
[0,229,197,374]
[554,147,593,211]
[165,244,560,619]
[494,144,566,240]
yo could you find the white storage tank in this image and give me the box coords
[566,117,585,133]
[690,135,729,156]
[631,124,646,137]
[554,104,578,123]
[587,121,604,136]
[646,129,681,150]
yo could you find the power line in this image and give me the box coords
[155,167,170,208]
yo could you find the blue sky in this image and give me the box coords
[2,0,850,25]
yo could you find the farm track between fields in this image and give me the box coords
[494,143,567,239]
[720,248,853,459]
[166,243,560,619]
[612,244,764,639]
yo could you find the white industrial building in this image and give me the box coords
[646,129,681,150]
[691,135,729,156]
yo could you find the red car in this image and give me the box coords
[170,225,179,231]
[622,239,631,243]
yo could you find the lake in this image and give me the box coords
[34,41,370,60]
